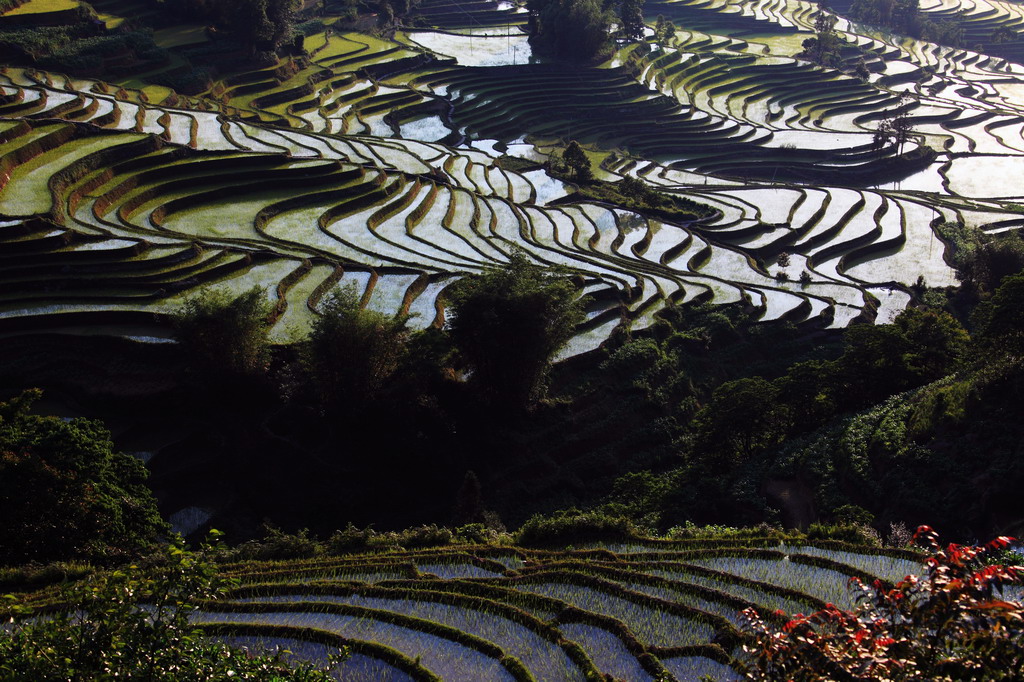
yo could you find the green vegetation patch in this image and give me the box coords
[568,175,717,223]
[2,0,79,16]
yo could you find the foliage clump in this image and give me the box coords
[516,509,641,546]
[0,534,345,681]
[558,140,594,182]
[305,284,410,413]
[527,0,614,62]
[446,252,587,411]
[653,15,676,48]
[973,270,1024,351]
[742,527,1024,681]
[573,175,717,221]
[1,27,169,75]
[847,0,964,45]
[617,0,645,41]
[171,285,273,380]
[798,11,844,68]
[0,390,167,565]
[937,221,1024,297]
[158,0,299,55]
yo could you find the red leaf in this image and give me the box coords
[986,536,1016,550]
[974,600,1020,611]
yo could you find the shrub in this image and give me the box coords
[171,286,273,379]
[0,534,344,681]
[741,527,1024,681]
[974,270,1024,351]
[305,284,410,413]
[527,0,614,62]
[227,526,320,562]
[0,562,94,594]
[805,522,882,547]
[153,66,213,95]
[446,252,587,411]
[325,523,376,554]
[296,19,327,35]
[516,509,640,546]
[389,524,454,549]
[664,521,786,541]
[0,390,167,565]
[886,521,913,548]
[454,522,509,544]
[832,504,874,526]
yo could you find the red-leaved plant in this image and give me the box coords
[740,526,1024,681]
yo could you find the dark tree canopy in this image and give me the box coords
[452,470,484,525]
[838,307,968,404]
[446,252,588,410]
[692,376,790,465]
[0,390,167,565]
[528,0,615,62]
[305,285,410,412]
[618,0,646,42]
[799,11,843,68]
[653,15,675,48]
[939,223,1024,295]
[562,140,594,182]
[849,0,923,35]
[974,270,1024,350]
[157,0,298,54]
[171,286,273,380]
[848,0,964,46]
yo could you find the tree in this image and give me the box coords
[892,307,969,380]
[163,0,298,55]
[838,307,967,405]
[171,285,273,380]
[653,15,675,48]
[305,285,410,413]
[974,270,1024,351]
[264,0,300,51]
[850,0,923,37]
[772,359,837,433]
[691,377,790,465]
[619,176,652,202]
[618,0,646,42]
[922,16,964,46]
[854,56,871,80]
[528,0,615,62]
[377,0,419,27]
[562,140,593,182]
[799,11,843,68]
[0,390,167,565]
[0,533,345,680]
[741,527,1024,680]
[939,222,1024,295]
[446,252,588,411]
[874,92,915,156]
[377,0,395,26]
[992,26,1017,44]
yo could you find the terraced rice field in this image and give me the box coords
[0,0,1021,351]
[192,538,925,680]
